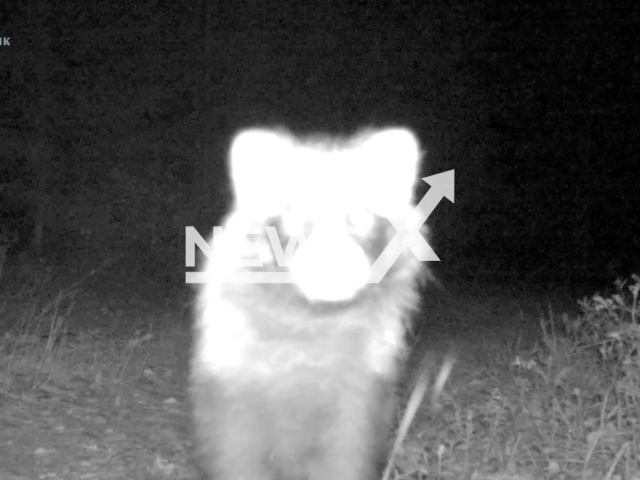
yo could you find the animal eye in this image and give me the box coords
[281,207,307,237]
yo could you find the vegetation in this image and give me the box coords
[0,0,637,478]
[1,273,638,478]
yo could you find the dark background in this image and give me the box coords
[0,0,638,305]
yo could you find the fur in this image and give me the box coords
[190,127,427,480]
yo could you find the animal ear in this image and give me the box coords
[228,129,294,212]
[361,128,422,208]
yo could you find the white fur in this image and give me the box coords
[195,290,254,375]
[289,218,372,301]
[228,128,421,220]
[195,126,423,376]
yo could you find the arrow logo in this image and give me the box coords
[367,170,455,283]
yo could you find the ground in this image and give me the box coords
[0,279,638,480]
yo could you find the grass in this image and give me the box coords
[389,275,640,480]
[1,271,639,479]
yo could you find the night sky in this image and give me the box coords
[0,0,638,298]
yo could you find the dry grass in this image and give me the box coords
[0,281,194,480]
[1,274,639,479]
[388,275,640,480]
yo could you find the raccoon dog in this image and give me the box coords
[190,127,427,480]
